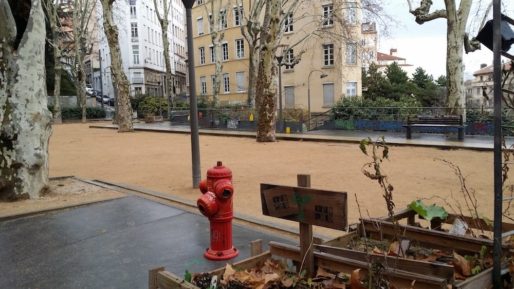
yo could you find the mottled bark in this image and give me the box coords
[207,0,225,107]
[100,0,133,132]
[153,0,175,115]
[0,0,53,200]
[43,0,62,123]
[255,0,281,142]
[407,0,472,115]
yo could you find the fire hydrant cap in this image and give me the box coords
[207,161,232,179]
[197,192,219,217]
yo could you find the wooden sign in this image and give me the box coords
[260,183,348,230]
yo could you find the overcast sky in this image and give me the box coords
[377,0,514,80]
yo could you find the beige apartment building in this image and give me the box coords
[192,0,363,113]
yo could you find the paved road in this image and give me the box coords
[0,196,291,289]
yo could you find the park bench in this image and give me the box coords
[404,115,465,140]
[169,111,189,124]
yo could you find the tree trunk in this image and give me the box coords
[247,43,258,107]
[53,45,63,124]
[255,0,281,142]
[100,0,133,132]
[154,0,175,117]
[0,0,53,200]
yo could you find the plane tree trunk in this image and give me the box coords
[0,0,53,200]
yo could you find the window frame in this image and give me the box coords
[323,44,334,66]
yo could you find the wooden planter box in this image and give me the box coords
[144,115,164,123]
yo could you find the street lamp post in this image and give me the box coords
[307,70,327,130]
[182,0,201,188]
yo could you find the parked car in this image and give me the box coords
[108,96,115,106]
[85,85,93,96]
[96,93,103,102]
[91,90,100,97]
[102,95,111,105]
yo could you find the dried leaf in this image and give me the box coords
[316,267,335,278]
[372,246,384,255]
[264,273,280,284]
[388,241,400,256]
[453,252,472,277]
[349,269,366,289]
[359,139,369,155]
[281,277,294,288]
[223,264,236,281]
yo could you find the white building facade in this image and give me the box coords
[96,0,187,98]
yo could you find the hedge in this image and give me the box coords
[48,106,106,120]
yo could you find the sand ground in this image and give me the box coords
[47,123,512,236]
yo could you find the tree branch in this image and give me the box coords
[408,0,447,24]
[0,0,17,46]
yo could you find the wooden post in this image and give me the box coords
[250,239,263,257]
[148,267,165,289]
[297,174,314,277]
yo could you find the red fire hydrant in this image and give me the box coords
[197,161,239,260]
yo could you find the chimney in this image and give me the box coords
[480,63,487,68]
[390,48,397,56]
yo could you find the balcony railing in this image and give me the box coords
[131,77,144,84]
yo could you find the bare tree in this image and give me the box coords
[72,0,96,123]
[0,0,53,200]
[204,0,229,107]
[43,0,64,124]
[99,0,133,132]
[406,0,473,114]
[153,0,175,114]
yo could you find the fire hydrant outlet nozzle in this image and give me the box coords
[196,161,238,261]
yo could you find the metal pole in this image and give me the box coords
[308,71,312,131]
[278,64,283,132]
[492,0,503,287]
[183,0,201,188]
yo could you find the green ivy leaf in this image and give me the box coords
[408,200,448,222]
[359,138,370,155]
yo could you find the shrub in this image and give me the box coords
[332,96,422,121]
[138,95,168,116]
[48,106,106,120]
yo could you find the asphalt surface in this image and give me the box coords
[0,196,291,289]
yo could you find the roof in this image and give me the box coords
[377,52,406,61]
[473,62,512,76]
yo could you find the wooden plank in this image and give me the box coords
[454,267,492,289]
[250,239,263,257]
[323,231,358,247]
[269,242,447,289]
[149,267,165,289]
[315,244,454,281]
[260,183,348,230]
[156,271,199,289]
[208,251,271,276]
[298,174,314,278]
[361,218,493,253]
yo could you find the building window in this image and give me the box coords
[131,23,138,38]
[222,43,229,61]
[346,82,357,97]
[220,10,227,29]
[130,5,137,18]
[199,47,205,64]
[197,0,203,4]
[323,83,334,107]
[235,39,244,58]
[346,42,357,64]
[197,17,204,35]
[322,5,333,26]
[285,49,294,69]
[200,76,207,95]
[323,44,334,66]
[236,72,245,92]
[223,73,230,93]
[284,13,293,33]
[134,87,142,95]
[208,14,213,32]
[132,45,139,65]
[285,86,295,108]
[210,46,216,62]
[233,6,243,26]
[346,2,357,24]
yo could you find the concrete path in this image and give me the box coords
[0,196,291,289]
[90,122,514,151]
